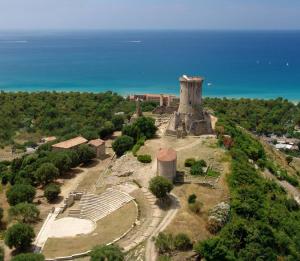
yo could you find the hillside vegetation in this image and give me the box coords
[0,91,136,147]
[195,118,300,260]
[204,97,300,136]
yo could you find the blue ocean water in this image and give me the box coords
[0,30,299,100]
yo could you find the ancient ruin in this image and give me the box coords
[166,75,212,137]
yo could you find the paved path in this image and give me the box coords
[34,208,60,252]
[145,193,180,261]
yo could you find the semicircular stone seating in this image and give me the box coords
[77,188,135,222]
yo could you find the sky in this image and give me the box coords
[0,0,300,30]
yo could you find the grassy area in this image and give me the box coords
[164,182,229,242]
[42,202,137,258]
[206,169,220,178]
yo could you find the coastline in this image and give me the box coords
[1,87,299,103]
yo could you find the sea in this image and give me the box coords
[0,30,299,100]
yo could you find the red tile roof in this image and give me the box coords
[157,148,177,162]
[88,139,105,147]
[52,136,88,149]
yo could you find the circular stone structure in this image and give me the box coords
[49,217,95,238]
[157,148,177,181]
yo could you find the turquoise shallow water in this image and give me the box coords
[0,30,299,100]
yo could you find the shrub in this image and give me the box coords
[174,233,192,251]
[190,161,205,176]
[5,223,35,251]
[35,163,59,185]
[90,245,124,261]
[11,253,45,261]
[188,194,197,204]
[77,144,96,164]
[155,232,192,254]
[112,135,134,157]
[188,201,203,214]
[155,232,174,254]
[206,169,220,178]
[6,184,36,206]
[286,156,293,165]
[137,154,152,163]
[9,203,40,223]
[44,183,61,202]
[132,137,146,156]
[184,158,196,167]
[149,176,173,200]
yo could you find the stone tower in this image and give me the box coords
[166,75,212,136]
[178,75,203,115]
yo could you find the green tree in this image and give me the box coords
[9,203,40,223]
[90,245,124,261]
[5,223,35,251]
[6,184,36,206]
[149,176,173,200]
[44,183,61,202]
[112,115,125,131]
[35,163,59,185]
[134,117,157,139]
[49,152,72,173]
[99,121,114,138]
[66,150,80,168]
[112,135,134,157]
[77,144,96,164]
[11,253,45,261]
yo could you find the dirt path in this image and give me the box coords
[145,194,180,261]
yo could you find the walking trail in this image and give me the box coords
[145,194,180,261]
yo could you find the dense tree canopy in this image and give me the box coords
[6,184,36,206]
[5,223,35,251]
[195,119,300,260]
[204,97,300,137]
[0,91,135,146]
[77,144,96,164]
[9,203,40,223]
[35,163,59,185]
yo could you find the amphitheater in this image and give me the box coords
[69,188,135,222]
[36,188,137,254]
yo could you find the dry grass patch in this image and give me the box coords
[165,182,229,242]
[42,201,137,258]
